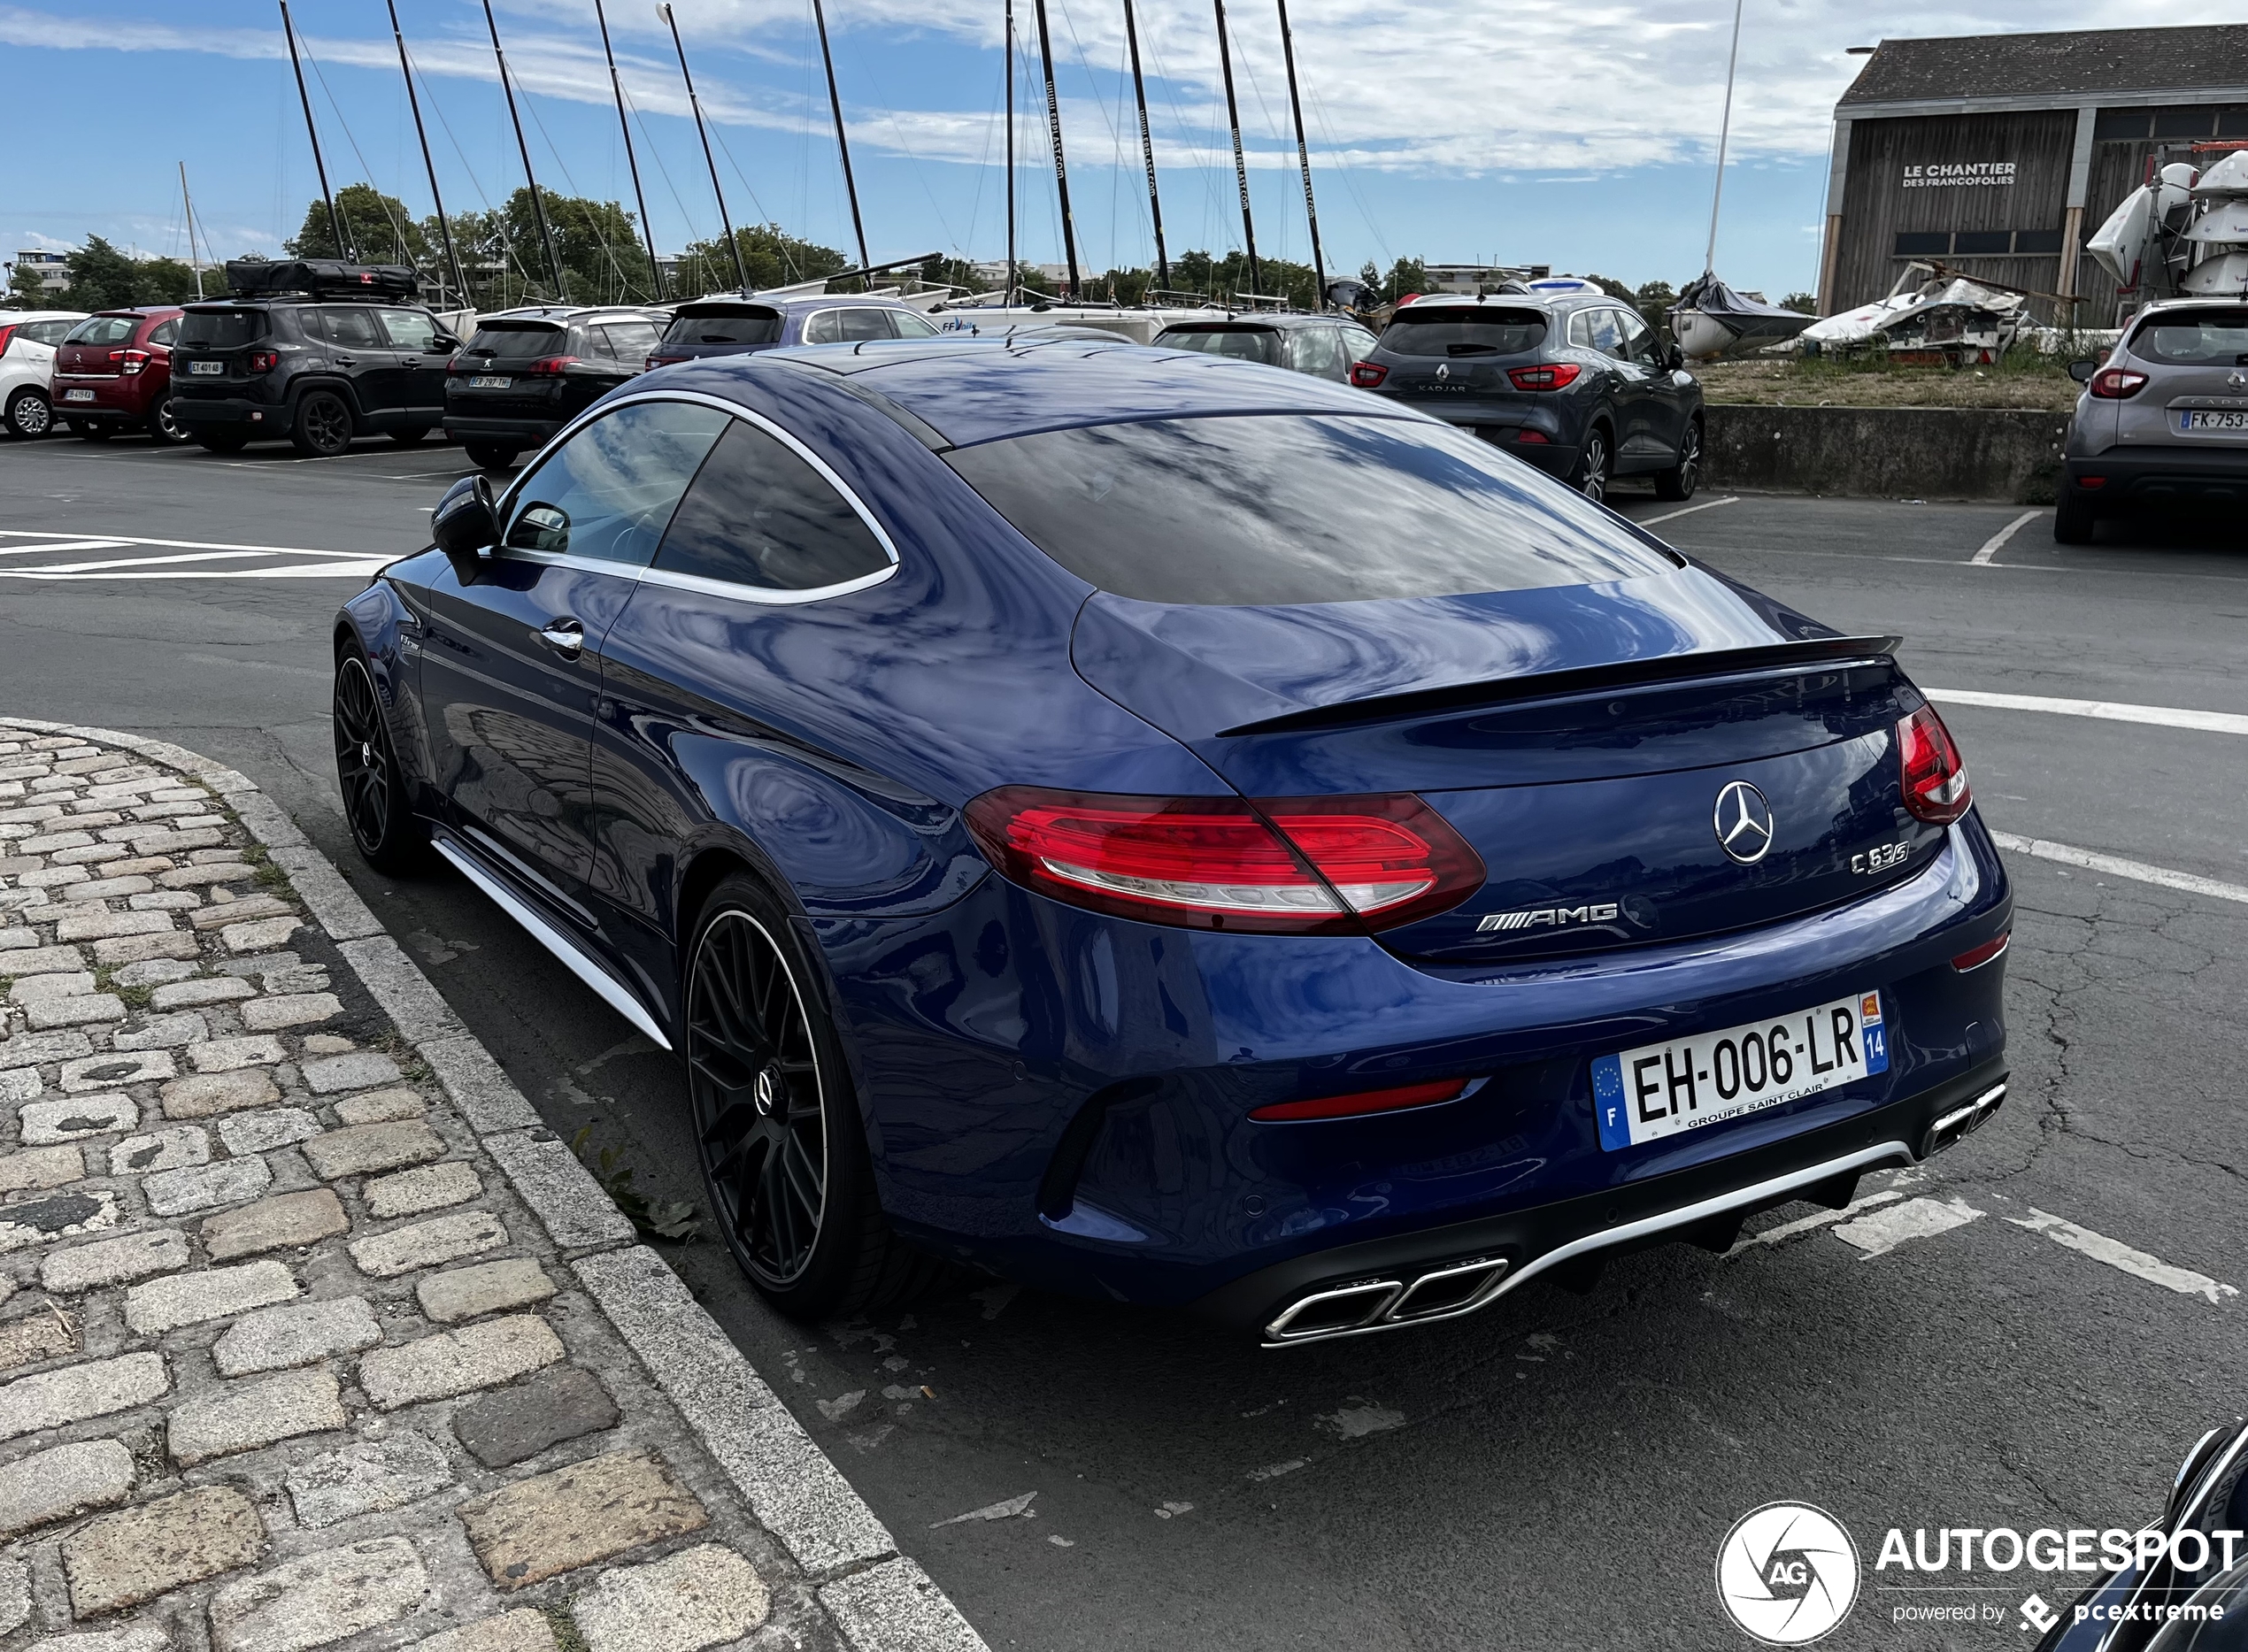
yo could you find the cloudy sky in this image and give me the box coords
[0,0,2191,298]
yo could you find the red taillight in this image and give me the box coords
[106,350,126,366]
[0,325,16,356]
[249,350,279,374]
[2077,475,2105,489]
[2089,367,2147,399]
[1250,1079,1468,1122]
[120,349,150,376]
[1898,704,1971,825]
[1348,361,1388,388]
[1515,428,1549,443]
[1507,362,1582,391]
[1950,932,2009,972]
[527,356,581,374]
[961,788,1484,934]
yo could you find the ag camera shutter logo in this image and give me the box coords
[1715,1502,1861,1644]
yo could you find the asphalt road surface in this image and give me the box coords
[4,429,2243,1652]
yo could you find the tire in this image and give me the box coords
[2052,488,2095,545]
[332,646,427,873]
[5,388,52,440]
[1572,423,1613,504]
[462,441,520,470]
[389,425,431,448]
[1653,418,1702,502]
[685,873,944,1320]
[148,400,192,445]
[291,389,355,457]
[196,431,250,455]
[75,420,113,442]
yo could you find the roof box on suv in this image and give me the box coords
[224,259,420,301]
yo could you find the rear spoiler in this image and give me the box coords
[1215,634,1904,738]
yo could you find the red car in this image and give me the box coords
[52,306,188,443]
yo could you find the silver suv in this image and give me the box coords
[2059,300,2248,542]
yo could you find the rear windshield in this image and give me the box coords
[463,320,566,361]
[65,315,141,346]
[1382,308,1548,357]
[181,310,268,349]
[944,414,1674,605]
[661,307,782,348]
[1159,326,1281,366]
[2131,309,2248,365]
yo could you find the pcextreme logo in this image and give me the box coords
[1716,1502,1862,1645]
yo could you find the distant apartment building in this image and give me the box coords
[8,249,72,294]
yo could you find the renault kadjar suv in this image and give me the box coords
[2059,299,2248,542]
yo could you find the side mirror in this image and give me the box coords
[1664,343,1685,372]
[432,333,462,353]
[431,473,497,584]
[2068,358,2098,383]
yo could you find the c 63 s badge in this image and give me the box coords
[1852,841,1910,875]
[1478,902,1620,934]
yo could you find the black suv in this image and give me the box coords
[1352,293,1705,503]
[443,306,667,470]
[170,261,460,457]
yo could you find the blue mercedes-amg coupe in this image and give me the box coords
[332,337,2011,1344]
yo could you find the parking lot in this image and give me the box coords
[2,431,2243,1650]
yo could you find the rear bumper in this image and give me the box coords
[2067,444,2248,509]
[170,396,288,432]
[1197,1056,2007,1341]
[1374,392,1579,476]
[442,413,563,445]
[53,377,158,419]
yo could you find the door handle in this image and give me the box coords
[538,619,586,658]
[335,355,358,366]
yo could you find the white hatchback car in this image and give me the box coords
[0,311,89,439]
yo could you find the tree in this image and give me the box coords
[671,224,846,299]
[135,258,203,304]
[1382,257,1428,305]
[1634,280,1680,340]
[1781,292,1817,315]
[920,255,995,296]
[60,236,148,310]
[286,182,428,267]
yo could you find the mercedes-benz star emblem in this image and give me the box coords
[753,1067,783,1118]
[1713,780,1775,864]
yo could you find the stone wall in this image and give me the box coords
[1701,405,2073,503]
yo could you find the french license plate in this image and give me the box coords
[1592,991,1889,1151]
[467,375,511,389]
[64,388,96,402]
[2182,410,2248,433]
[188,360,224,375]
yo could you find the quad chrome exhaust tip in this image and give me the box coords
[1921,1081,2007,1157]
[1263,1257,1511,1344]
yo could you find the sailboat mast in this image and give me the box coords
[1122,0,1169,290]
[1703,0,1744,273]
[810,0,871,273]
[1005,0,1017,298]
[180,163,204,300]
[661,3,751,293]
[1211,0,1259,297]
[387,0,472,310]
[481,0,568,300]
[279,2,349,262]
[1274,0,1323,301]
[594,0,663,301]
[1030,0,1081,296]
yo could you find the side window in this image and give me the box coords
[1339,325,1378,365]
[1566,311,1592,350]
[1616,308,1659,365]
[147,319,180,348]
[378,308,438,352]
[1283,327,1345,380]
[321,307,383,350]
[1586,309,1626,359]
[577,326,617,361]
[806,308,892,344]
[501,401,731,567]
[24,319,75,346]
[889,310,941,339]
[801,311,842,345]
[599,319,661,361]
[653,418,891,593]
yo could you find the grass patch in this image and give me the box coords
[571,1123,701,1243]
[1698,343,2080,411]
[543,1604,592,1652]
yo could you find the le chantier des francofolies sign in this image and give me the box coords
[1901,162,2017,188]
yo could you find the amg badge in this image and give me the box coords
[1478,902,1621,934]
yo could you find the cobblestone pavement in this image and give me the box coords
[0,724,983,1652]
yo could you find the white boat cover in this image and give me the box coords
[1795,273,2023,350]
[2191,149,2248,197]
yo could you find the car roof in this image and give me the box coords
[0,310,88,322]
[686,336,1411,449]
[88,305,184,319]
[1154,313,1342,332]
[1394,294,1583,314]
[481,306,665,323]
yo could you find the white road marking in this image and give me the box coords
[0,529,394,581]
[20,549,294,574]
[1638,496,1739,527]
[1967,510,2041,565]
[1730,1188,1905,1252]
[1929,688,2248,738]
[2005,1209,2238,1304]
[0,540,130,557]
[1990,832,2248,907]
[932,1491,1037,1525]
[1830,1195,1983,1257]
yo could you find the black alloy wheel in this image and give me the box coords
[148,399,192,444]
[332,648,425,872]
[1575,425,1613,504]
[293,390,354,457]
[6,388,51,439]
[1654,419,1701,502]
[685,876,948,1318]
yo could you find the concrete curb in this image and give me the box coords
[0,715,990,1652]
